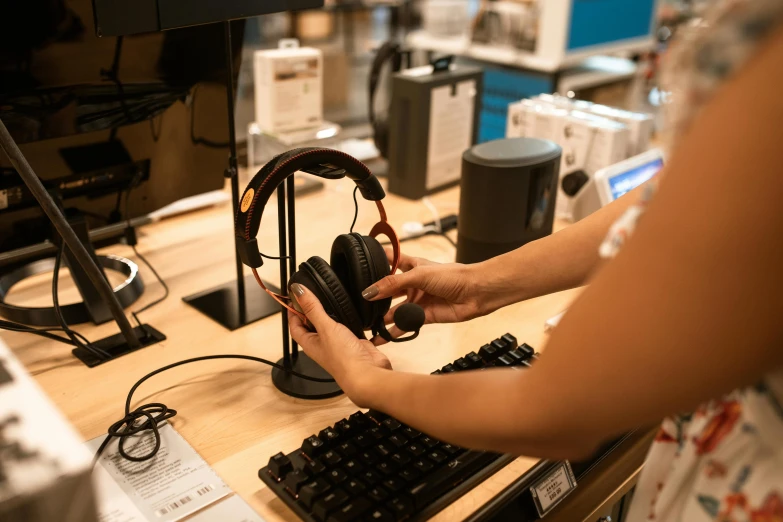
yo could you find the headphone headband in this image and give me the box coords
[235,147,396,271]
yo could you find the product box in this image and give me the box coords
[387,64,483,200]
[0,339,97,522]
[254,40,323,133]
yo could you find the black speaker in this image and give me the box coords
[456,138,562,264]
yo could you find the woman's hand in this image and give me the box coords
[362,251,487,344]
[288,283,388,407]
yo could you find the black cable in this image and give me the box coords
[0,320,76,345]
[52,246,112,360]
[94,355,336,464]
[0,117,141,349]
[349,186,359,234]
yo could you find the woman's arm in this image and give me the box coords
[347,27,783,460]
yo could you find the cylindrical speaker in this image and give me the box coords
[456,138,561,264]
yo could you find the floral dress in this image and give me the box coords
[600,2,783,520]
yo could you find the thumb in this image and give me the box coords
[289,283,333,331]
[362,268,425,301]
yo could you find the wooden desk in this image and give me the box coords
[1,178,635,521]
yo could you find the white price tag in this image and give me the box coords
[531,462,576,516]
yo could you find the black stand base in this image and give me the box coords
[72,324,166,368]
[182,274,281,331]
[272,352,343,399]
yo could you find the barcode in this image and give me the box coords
[196,485,214,496]
[155,495,193,517]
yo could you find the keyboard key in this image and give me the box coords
[313,488,349,521]
[502,333,518,349]
[388,434,408,448]
[455,357,470,371]
[406,443,425,456]
[374,443,392,458]
[400,468,420,482]
[284,469,310,495]
[440,443,461,455]
[303,435,326,457]
[419,436,439,448]
[336,442,358,458]
[407,451,498,509]
[466,351,483,368]
[361,469,382,485]
[387,496,415,518]
[345,478,366,496]
[320,427,341,445]
[322,450,343,467]
[366,410,388,423]
[359,451,378,466]
[402,427,421,439]
[306,459,327,476]
[350,412,371,428]
[427,450,447,464]
[268,452,293,479]
[507,350,525,365]
[382,477,404,492]
[382,419,402,432]
[365,507,394,522]
[431,369,441,375]
[491,338,510,354]
[327,496,372,522]
[354,434,373,448]
[518,343,536,359]
[343,459,364,475]
[368,427,386,440]
[299,478,331,508]
[327,468,348,485]
[368,485,389,502]
[376,461,397,476]
[413,459,434,473]
[478,344,499,360]
[335,420,355,438]
[441,363,456,373]
[391,452,411,466]
[496,354,514,367]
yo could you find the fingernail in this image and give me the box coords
[362,286,379,300]
[290,283,306,297]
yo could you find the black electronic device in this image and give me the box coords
[258,333,579,522]
[368,41,408,160]
[91,0,324,37]
[0,1,242,265]
[457,138,562,264]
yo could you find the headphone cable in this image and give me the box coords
[94,354,336,464]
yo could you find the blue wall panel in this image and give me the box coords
[567,0,656,51]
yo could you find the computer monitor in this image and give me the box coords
[0,0,245,267]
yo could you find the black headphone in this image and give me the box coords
[368,41,405,159]
[235,147,422,342]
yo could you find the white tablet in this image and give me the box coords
[593,148,665,206]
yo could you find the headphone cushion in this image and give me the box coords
[305,256,364,338]
[331,234,391,328]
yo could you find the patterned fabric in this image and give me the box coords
[599,2,783,520]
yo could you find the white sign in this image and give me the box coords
[426,80,476,190]
[531,462,576,516]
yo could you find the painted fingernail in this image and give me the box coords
[362,286,379,300]
[290,283,306,297]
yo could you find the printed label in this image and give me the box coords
[241,189,255,213]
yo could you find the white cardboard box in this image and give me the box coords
[0,338,97,522]
[254,42,323,133]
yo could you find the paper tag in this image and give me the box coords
[86,423,232,521]
[426,80,476,190]
[0,189,8,210]
[530,462,577,516]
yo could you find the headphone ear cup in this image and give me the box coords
[295,256,365,338]
[330,234,391,329]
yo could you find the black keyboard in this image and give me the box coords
[259,333,540,522]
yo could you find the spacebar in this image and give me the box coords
[408,451,499,508]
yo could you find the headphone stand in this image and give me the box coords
[271,176,342,400]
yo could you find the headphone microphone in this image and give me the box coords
[374,303,426,343]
